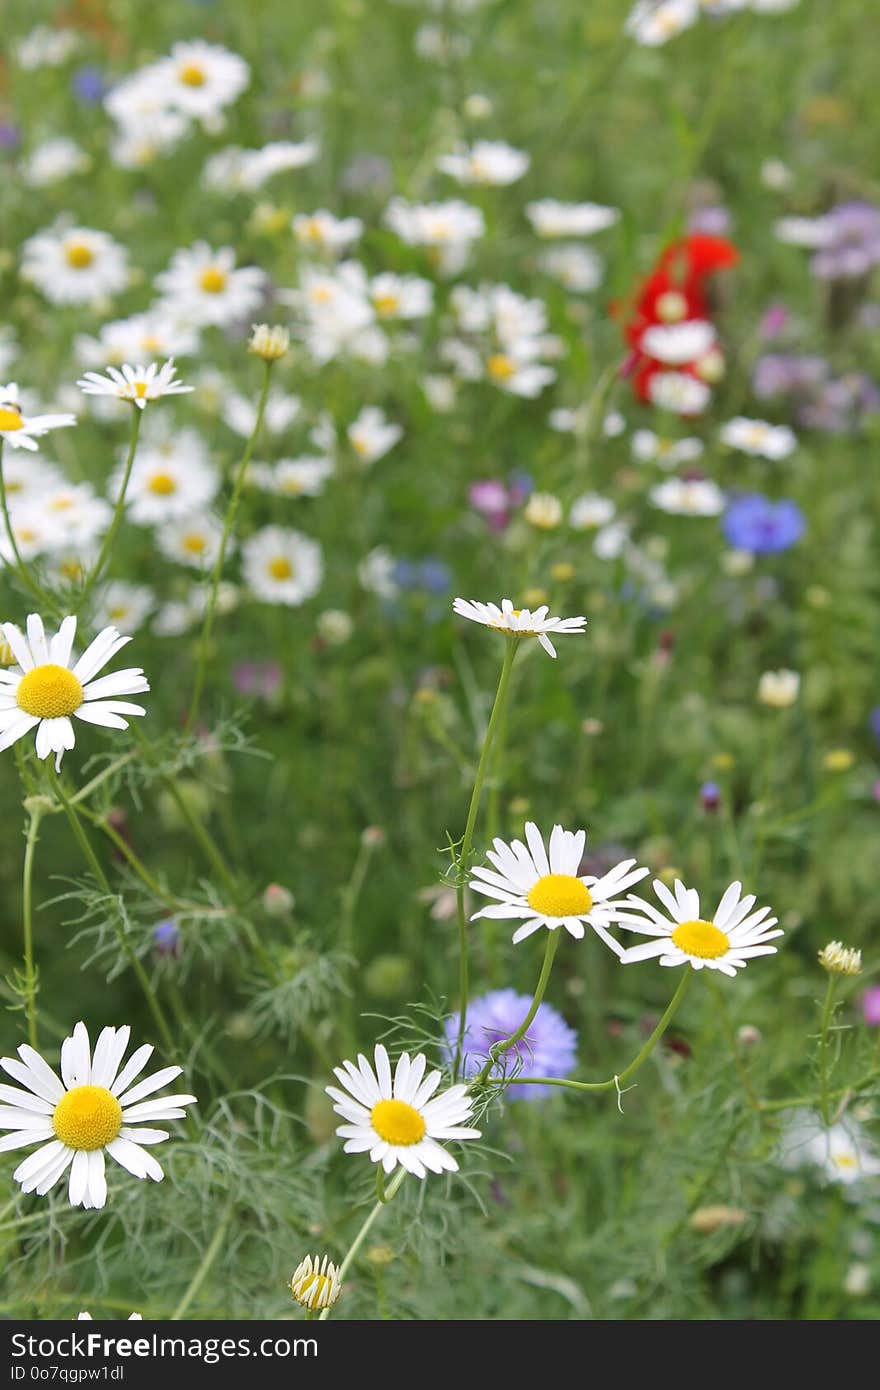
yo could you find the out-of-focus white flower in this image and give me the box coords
[526,200,619,238]
[437,140,529,186]
[21,225,129,306]
[21,138,89,187]
[757,669,800,708]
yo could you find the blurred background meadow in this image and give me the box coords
[1,0,879,1321]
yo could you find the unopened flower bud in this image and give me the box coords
[263,883,295,917]
[818,940,862,976]
[248,323,290,361]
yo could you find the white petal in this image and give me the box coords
[68,1149,90,1206]
[110,1043,153,1096]
[15,1046,64,1101]
[87,1149,107,1208]
[106,1136,164,1182]
[116,1065,182,1107]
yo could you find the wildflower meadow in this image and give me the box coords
[1,0,879,1332]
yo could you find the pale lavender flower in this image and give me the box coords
[811,202,880,280]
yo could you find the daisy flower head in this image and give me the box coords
[154,40,249,119]
[112,441,218,526]
[0,614,149,770]
[326,1043,480,1179]
[154,243,267,329]
[616,878,783,976]
[289,1255,342,1312]
[155,513,225,570]
[0,383,76,452]
[719,416,797,460]
[452,596,586,658]
[77,359,193,410]
[436,140,530,186]
[20,225,129,306]
[242,526,323,606]
[469,822,650,948]
[0,1021,196,1209]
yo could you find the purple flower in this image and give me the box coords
[153,918,180,959]
[700,782,721,812]
[797,373,880,433]
[445,989,578,1100]
[722,494,805,554]
[759,304,790,340]
[0,123,21,151]
[752,353,829,400]
[688,206,732,238]
[863,987,880,1027]
[72,65,105,103]
[232,661,283,702]
[811,202,880,281]
[870,708,880,742]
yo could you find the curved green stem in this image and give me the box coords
[0,443,50,606]
[171,1210,232,1320]
[77,406,141,609]
[453,638,519,1080]
[476,929,561,1085]
[186,361,273,730]
[49,765,175,1057]
[318,1169,406,1320]
[21,806,44,1049]
[503,968,692,1097]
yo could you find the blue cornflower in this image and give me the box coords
[722,493,805,554]
[72,65,105,103]
[445,989,578,1100]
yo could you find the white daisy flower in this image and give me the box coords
[640,319,716,365]
[326,1043,481,1179]
[0,615,149,770]
[154,243,267,329]
[452,597,586,658]
[0,509,68,565]
[111,446,218,526]
[384,198,485,276]
[21,137,89,188]
[437,140,530,186]
[570,493,616,530]
[369,272,434,320]
[650,477,726,516]
[75,314,200,370]
[222,387,300,438]
[616,878,783,976]
[526,200,619,238]
[15,25,81,70]
[647,371,711,416]
[293,210,363,255]
[78,1313,143,1321]
[155,513,225,570]
[0,383,76,453]
[347,407,403,464]
[77,360,193,411]
[483,348,556,397]
[778,1113,880,1186]
[154,40,249,118]
[0,454,64,506]
[20,225,129,306]
[249,457,334,498]
[625,0,700,46]
[38,483,112,548]
[631,430,704,467]
[242,526,323,606]
[469,822,649,949]
[0,1021,195,1209]
[289,1255,341,1312]
[719,416,797,459]
[538,245,604,293]
[773,215,830,249]
[203,141,318,194]
[93,582,155,634]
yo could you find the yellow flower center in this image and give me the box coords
[148,472,177,495]
[268,556,293,580]
[833,1153,858,1171]
[49,496,74,511]
[487,353,515,381]
[526,873,593,918]
[300,218,324,242]
[53,1085,122,1151]
[373,293,400,317]
[199,267,228,294]
[0,404,24,431]
[370,1098,426,1146]
[179,63,206,86]
[65,242,94,270]
[670,919,730,960]
[182,533,207,555]
[141,335,162,354]
[292,1271,334,1309]
[656,291,687,323]
[16,664,84,719]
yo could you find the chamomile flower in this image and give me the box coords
[626,0,699,45]
[452,596,586,658]
[74,314,200,369]
[242,526,323,606]
[154,41,249,119]
[347,407,403,464]
[0,615,149,770]
[110,445,218,526]
[640,319,717,365]
[154,243,267,329]
[21,225,129,305]
[647,371,712,415]
[77,360,193,410]
[437,140,530,186]
[249,457,334,498]
[631,430,704,467]
[93,582,155,634]
[526,200,620,238]
[616,878,783,976]
[384,198,485,275]
[326,1043,481,1178]
[293,210,363,255]
[650,478,726,516]
[289,1255,341,1312]
[719,416,797,459]
[369,272,434,320]
[0,1021,196,1209]
[0,384,76,453]
[155,513,225,570]
[469,822,649,948]
[222,387,300,438]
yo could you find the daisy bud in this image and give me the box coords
[524,492,563,530]
[289,1255,341,1312]
[737,1025,762,1048]
[758,669,800,708]
[316,609,354,645]
[263,883,295,918]
[818,941,862,977]
[463,93,492,120]
[362,825,387,849]
[248,323,290,362]
[366,1244,396,1266]
[689,1205,748,1234]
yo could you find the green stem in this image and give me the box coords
[80,805,177,908]
[0,442,50,606]
[818,975,837,1126]
[506,969,692,1096]
[186,361,273,730]
[453,638,519,1080]
[68,751,139,807]
[318,1169,406,1320]
[709,978,762,1113]
[77,406,142,609]
[476,929,561,1085]
[340,837,377,1046]
[171,1211,232,1320]
[21,806,44,1049]
[49,766,176,1057]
